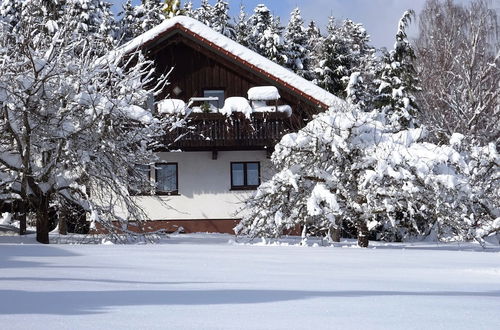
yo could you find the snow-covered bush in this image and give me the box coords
[235,105,498,247]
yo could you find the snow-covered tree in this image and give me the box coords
[191,0,233,37]
[0,0,179,243]
[374,10,420,130]
[248,4,287,65]
[236,105,497,247]
[415,0,499,145]
[313,17,350,96]
[118,0,165,44]
[284,8,309,77]
[163,0,181,18]
[234,4,251,47]
[182,1,195,17]
[304,20,323,81]
[314,17,376,101]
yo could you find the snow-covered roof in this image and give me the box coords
[115,16,344,109]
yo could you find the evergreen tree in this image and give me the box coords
[194,0,212,26]
[211,0,233,37]
[284,8,309,77]
[304,20,323,81]
[248,4,286,64]
[118,0,164,44]
[313,17,350,96]
[182,0,195,17]
[234,4,251,47]
[374,10,420,130]
[163,0,181,18]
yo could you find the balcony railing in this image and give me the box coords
[164,112,291,150]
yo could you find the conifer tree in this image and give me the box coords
[163,0,181,18]
[118,0,165,44]
[304,20,323,81]
[284,8,309,77]
[182,0,195,17]
[234,5,251,47]
[314,17,350,96]
[374,10,419,129]
[248,4,286,65]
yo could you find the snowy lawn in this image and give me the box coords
[1,234,499,330]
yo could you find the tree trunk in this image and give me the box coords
[357,221,369,248]
[58,204,68,235]
[329,218,343,242]
[36,196,50,244]
[19,204,27,236]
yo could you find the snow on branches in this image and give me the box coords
[236,105,499,247]
[0,0,178,243]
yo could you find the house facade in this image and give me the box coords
[119,16,341,234]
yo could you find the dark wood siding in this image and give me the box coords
[145,32,323,150]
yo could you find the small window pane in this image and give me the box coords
[204,90,225,108]
[157,164,177,193]
[246,163,259,186]
[231,163,245,186]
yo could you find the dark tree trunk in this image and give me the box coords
[58,204,68,235]
[19,208,27,236]
[357,221,369,248]
[36,196,50,244]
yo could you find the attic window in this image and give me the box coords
[203,89,225,108]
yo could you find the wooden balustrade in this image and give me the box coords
[164,112,291,150]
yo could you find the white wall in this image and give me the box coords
[135,150,273,220]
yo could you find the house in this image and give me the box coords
[117,16,342,234]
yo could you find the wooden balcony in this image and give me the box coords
[163,112,291,151]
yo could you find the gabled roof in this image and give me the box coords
[114,16,343,110]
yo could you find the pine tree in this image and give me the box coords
[248,4,286,64]
[234,5,251,47]
[118,0,165,44]
[304,20,323,81]
[374,10,419,130]
[213,0,234,37]
[182,0,195,17]
[313,17,350,96]
[339,19,377,109]
[163,0,181,18]
[194,0,212,26]
[284,8,309,77]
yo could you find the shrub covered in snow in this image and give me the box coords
[235,105,499,247]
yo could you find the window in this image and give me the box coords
[203,89,225,108]
[231,162,260,190]
[129,164,151,196]
[155,163,178,195]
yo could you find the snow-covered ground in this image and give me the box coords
[1,233,499,330]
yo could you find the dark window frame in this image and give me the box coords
[155,162,179,196]
[203,88,225,108]
[230,161,260,190]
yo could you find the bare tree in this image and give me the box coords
[415,0,500,145]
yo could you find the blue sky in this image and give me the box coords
[109,0,476,49]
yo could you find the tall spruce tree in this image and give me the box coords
[248,4,286,64]
[234,4,251,47]
[374,10,420,129]
[118,0,164,44]
[313,17,350,96]
[284,8,309,77]
[304,20,323,81]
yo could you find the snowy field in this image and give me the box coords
[1,233,499,330]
